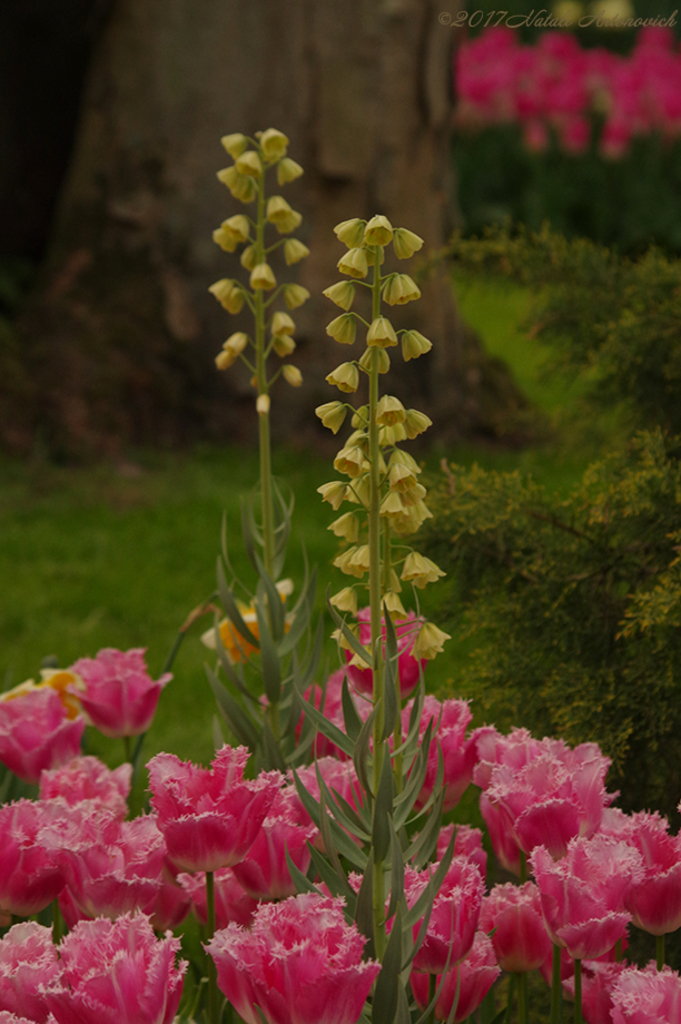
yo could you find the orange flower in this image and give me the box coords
[201,580,294,664]
[0,670,84,720]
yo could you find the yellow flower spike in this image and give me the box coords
[345,429,369,454]
[277,157,304,185]
[256,394,271,416]
[401,551,446,588]
[334,445,365,478]
[274,211,303,235]
[351,405,369,428]
[221,133,248,159]
[317,480,348,510]
[240,245,257,271]
[272,334,296,357]
[401,329,433,361]
[250,263,277,290]
[412,622,451,660]
[330,587,358,615]
[331,624,361,650]
[284,284,310,309]
[392,227,425,259]
[358,347,391,374]
[389,462,418,492]
[384,591,407,618]
[284,239,310,265]
[260,128,289,162]
[235,151,263,177]
[404,409,433,439]
[328,512,360,542]
[326,362,359,393]
[333,546,360,576]
[223,215,250,243]
[208,279,245,314]
[267,196,293,224]
[346,474,371,507]
[323,282,355,311]
[282,365,303,387]
[366,317,398,348]
[379,423,407,445]
[326,314,356,346]
[363,246,386,267]
[334,218,366,248]
[216,166,257,203]
[376,395,406,426]
[215,349,236,370]
[337,248,368,279]
[223,332,250,355]
[390,569,403,594]
[390,449,421,474]
[401,482,428,506]
[315,401,347,434]
[380,491,405,517]
[383,274,421,305]
[349,545,371,574]
[212,227,238,253]
[271,312,295,336]
[364,214,394,246]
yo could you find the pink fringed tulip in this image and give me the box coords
[39,756,132,820]
[44,914,186,1024]
[345,608,425,698]
[230,787,317,899]
[0,922,61,1024]
[148,858,192,932]
[404,857,484,973]
[291,758,363,851]
[436,824,487,880]
[403,695,477,812]
[610,963,681,1024]
[475,727,614,863]
[0,688,84,784]
[563,961,628,1024]
[0,1015,39,1024]
[411,932,501,1023]
[68,647,171,738]
[148,745,281,872]
[0,801,64,917]
[530,835,641,961]
[479,881,552,973]
[206,894,380,1024]
[179,868,257,929]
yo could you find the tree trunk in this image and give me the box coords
[10,0,529,458]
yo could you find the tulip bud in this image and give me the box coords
[383,274,421,305]
[401,329,433,361]
[337,248,368,279]
[392,227,424,259]
[277,157,304,185]
[209,279,246,314]
[284,239,310,265]
[284,284,310,309]
[260,128,289,162]
[235,151,263,177]
[364,215,394,246]
[250,263,277,290]
[282,365,303,387]
[404,409,433,439]
[376,395,406,425]
[326,362,359,393]
[334,218,366,248]
[240,244,257,270]
[318,480,347,510]
[272,334,296,357]
[272,312,295,336]
[367,316,398,348]
[267,196,293,224]
[256,394,270,416]
[326,314,356,346]
[221,133,248,159]
[358,348,391,374]
[323,281,355,311]
[315,401,347,434]
[329,587,358,614]
[412,621,451,660]
[328,512,359,542]
[334,446,365,478]
[401,552,446,588]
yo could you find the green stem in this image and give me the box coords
[206,871,219,1024]
[427,972,437,1024]
[516,973,527,1024]
[123,735,132,764]
[615,937,623,962]
[519,849,527,884]
[574,960,582,1024]
[52,898,63,944]
[255,168,275,578]
[504,973,515,1024]
[550,944,563,1024]
[657,933,665,970]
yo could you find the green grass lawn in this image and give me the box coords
[0,276,608,771]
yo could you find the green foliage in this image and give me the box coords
[423,428,681,818]
[437,222,681,435]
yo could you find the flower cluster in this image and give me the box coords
[456,26,681,158]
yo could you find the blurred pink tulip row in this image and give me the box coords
[455,26,681,157]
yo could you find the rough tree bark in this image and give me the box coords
[9,0,529,458]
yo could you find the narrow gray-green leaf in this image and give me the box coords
[372,749,394,863]
[372,904,403,1024]
[327,591,372,666]
[354,861,375,952]
[216,558,260,649]
[255,599,282,704]
[205,664,259,749]
[353,704,379,801]
[386,816,405,921]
